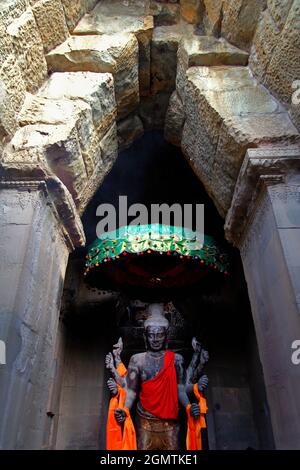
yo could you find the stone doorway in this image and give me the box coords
[1,0,299,452]
[50,132,274,450]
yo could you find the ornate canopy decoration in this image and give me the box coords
[84,224,230,300]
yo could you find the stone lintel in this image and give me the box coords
[225,146,300,246]
[0,176,85,250]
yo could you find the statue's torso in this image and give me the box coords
[138,351,165,382]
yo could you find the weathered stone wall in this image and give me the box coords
[205,351,259,449]
[249,0,300,130]
[0,187,70,449]
[54,312,113,450]
[241,183,300,448]
[188,1,300,131]
[0,0,98,142]
[0,1,119,216]
[180,66,299,216]
[1,0,299,219]
[165,1,299,218]
[224,148,300,449]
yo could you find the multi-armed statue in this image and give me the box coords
[105,303,209,450]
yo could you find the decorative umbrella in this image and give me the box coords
[84,224,230,300]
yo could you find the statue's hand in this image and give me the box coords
[190,403,201,419]
[114,408,126,423]
[198,374,209,391]
[105,352,115,371]
[107,378,118,396]
[192,337,201,353]
[200,349,209,365]
[113,337,123,365]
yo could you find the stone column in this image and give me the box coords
[225,147,300,449]
[0,178,85,449]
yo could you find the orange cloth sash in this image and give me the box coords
[122,407,137,450]
[186,383,208,450]
[106,385,126,450]
[106,364,137,450]
[116,362,127,378]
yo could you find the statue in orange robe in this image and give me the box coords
[110,304,207,450]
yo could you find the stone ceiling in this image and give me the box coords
[0,0,299,246]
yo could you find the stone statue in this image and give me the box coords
[186,337,209,394]
[105,303,209,450]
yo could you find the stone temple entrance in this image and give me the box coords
[1,0,300,452]
[51,133,274,450]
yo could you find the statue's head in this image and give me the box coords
[144,303,169,352]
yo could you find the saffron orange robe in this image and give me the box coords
[106,364,137,450]
[186,383,208,450]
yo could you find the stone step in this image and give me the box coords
[46,33,139,120]
[74,0,181,29]
[39,71,116,132]
[176,35,249,100]
[181,65,300,217]
[74,1,152,35]
[73,0,153,97]
[165,34,250,147]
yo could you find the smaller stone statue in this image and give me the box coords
[106,337,125,392]
[186,337,209,395]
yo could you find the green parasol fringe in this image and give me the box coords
[84,224,230,276]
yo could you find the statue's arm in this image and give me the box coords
[185,375,209,397]
[105,352,125,387]
[113,337,123,367]
[175,354,200,418]
[175,354,191,408]
[114,355,140,423]
[186,337,201,384]
[186,352,200,384]
[124,355,140,410]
